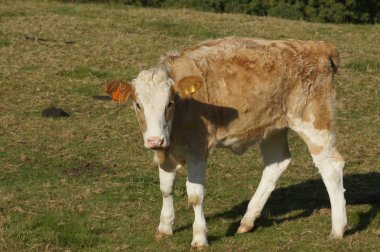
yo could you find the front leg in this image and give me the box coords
[187,158,208,248]
[157,164,176,238]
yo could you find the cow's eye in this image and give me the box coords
[135,102,141,110]
[167,101,174,109]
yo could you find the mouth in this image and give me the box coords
[147,146,168,151]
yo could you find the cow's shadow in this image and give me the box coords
[175,172,380,242]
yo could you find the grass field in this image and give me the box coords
[0,0,379,251]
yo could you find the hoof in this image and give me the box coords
[155,231,172,239]
[329,225,346,240]
[191,241,208,250]
[236,223,253,234]
[329,231,344,240]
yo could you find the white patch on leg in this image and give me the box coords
[290,117,347,238]
[186,181,208,247]
[290,116,335,153]
[157,167,176,236]
[312,150,346,239]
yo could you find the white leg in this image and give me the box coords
[291,119,346,238]
[313,148,346,238]
[238,130,291,233]
[156,165,176,237]
[187,157,208,248]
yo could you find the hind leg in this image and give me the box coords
[290,117,346,238]
[237,129,292,233]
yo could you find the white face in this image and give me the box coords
[132,68,176,150]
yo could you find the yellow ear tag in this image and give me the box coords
[185,84,196,95]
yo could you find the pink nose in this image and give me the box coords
[146,136,165,149]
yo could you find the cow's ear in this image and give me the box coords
[104,80,134,102]
[173,76,204,98]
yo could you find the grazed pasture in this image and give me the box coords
[0,0,379,250]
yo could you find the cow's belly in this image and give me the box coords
[214,118,287,154]
[216,133,261,155]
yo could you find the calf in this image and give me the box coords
[105,37,346,248]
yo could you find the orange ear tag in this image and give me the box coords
[112,88,122,102]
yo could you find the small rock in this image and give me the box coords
[42,107,69,117]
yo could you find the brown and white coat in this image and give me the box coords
[105,37,346,248]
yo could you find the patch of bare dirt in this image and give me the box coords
[63,161,109,176]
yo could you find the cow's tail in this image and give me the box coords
[325,42,339,74]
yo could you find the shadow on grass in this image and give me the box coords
[175,172,380,243]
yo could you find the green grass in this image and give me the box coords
[58,66,112,80]
[345,59,380,73]
[0,0,379,251]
